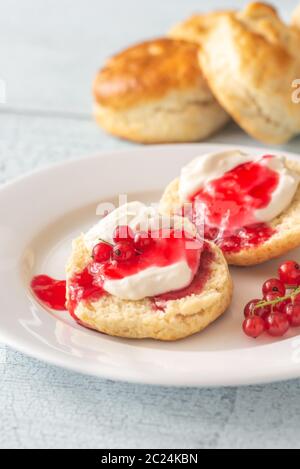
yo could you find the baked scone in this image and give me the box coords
[93,38,229,144]
[168,10,234,43]
[66,203,232,341]
[292,3,300,29]
[160,150,300,266]
[170,2,300,144]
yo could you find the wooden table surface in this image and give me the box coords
[1,0,300,449]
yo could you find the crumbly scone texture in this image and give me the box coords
[94,97,229,144]
[170,3,300,144]
[66,237,232,341]
[93,37,229,143]
[159,158,300,267]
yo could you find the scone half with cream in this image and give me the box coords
[66,202,232,341]
[160,150,300,266]
[93,38,229,144]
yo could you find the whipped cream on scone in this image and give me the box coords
[81,202,202,301]
[160,149,300,266]
[66,201,232,340]
[179,150,299,227]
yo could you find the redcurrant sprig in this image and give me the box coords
[254,286,300,312]
[243,261,300,339]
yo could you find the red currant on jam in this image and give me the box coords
[243,316,266,338]
[92,242,113,263]
[278,261,300,287]
[284,303,300,327]
[134,231,154,251]
[244,299,269,319]
[113,225,134,243]
[262,278,285,297]
[113,242,136,262]
[266,313,290,337]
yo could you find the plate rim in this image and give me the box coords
[2,142,300,387]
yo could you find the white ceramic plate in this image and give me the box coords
[1,143,300,387]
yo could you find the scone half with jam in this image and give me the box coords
[66,202,232,341]
[160,149,300,266]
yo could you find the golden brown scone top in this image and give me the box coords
[203,2,300,91]
[236,2,300,54]
[218,3,300,70]
[170,2,300,54]
[291,3,300,30]
[168,10,235,44]
[172,2,300,143]
[94,38,205,110]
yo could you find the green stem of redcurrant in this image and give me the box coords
[98,238,114,247]
[254,286,300,310]
[98,237,142,255]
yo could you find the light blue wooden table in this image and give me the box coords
[1,0,300,449]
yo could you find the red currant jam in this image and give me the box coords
[97,230,201,282]
[190,156,278,253]
[153,243,214,309]
[68,230,202,316]
[31,229,204,317]
[204,223,275,253]
[67,267,106,320]
[30,270,105,318]
[31,275,67,311]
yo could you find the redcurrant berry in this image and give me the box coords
[243,316,266,338]
[113,225,134,243]
[278,261,300,287]
[266,313,290,337]
[263,291,288,314]
[284,303,300,327]
[134,232,153,251]
[244,299,270,319]
[92,242,113,263]
[264,291,282,303]
[262,278,285,297]
[113,242,135,262]
[273,297,291,314]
